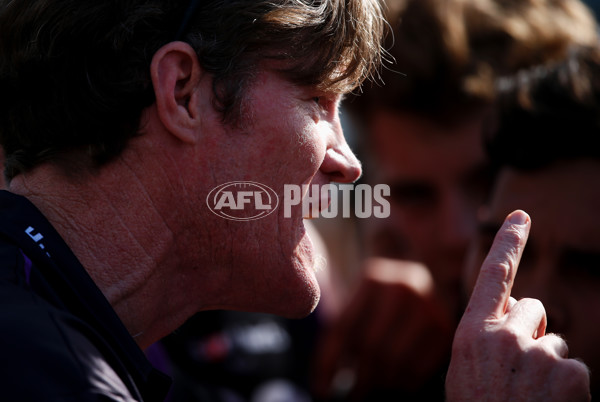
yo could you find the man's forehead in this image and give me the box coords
[260,59,352,94]
[493,161,600,202]
[487,162,600,244]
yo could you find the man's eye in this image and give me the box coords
[390,183,436,208]
[311,94,343,114]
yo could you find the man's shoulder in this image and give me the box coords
[0,268,138,401]
[0,302,139,400]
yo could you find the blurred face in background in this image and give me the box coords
[363,109,491,320]
[464,159,600,394]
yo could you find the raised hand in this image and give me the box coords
[446,210,590,401]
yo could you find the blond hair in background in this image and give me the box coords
[355,0,599,122]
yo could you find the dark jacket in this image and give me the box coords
[0,191,171,401]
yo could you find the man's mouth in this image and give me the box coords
[302,220,327,273]
[302,193,332,219]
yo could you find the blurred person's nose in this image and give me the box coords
[437,189,474,251]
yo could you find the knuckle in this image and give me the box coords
[518,297,545,313]
[493,325,521,348]
[487,230,522,263]
[543,333,569,355]
[518,297,542,307]
[498,225,523,245]
[480,260,513,288]
[559,359,591,397]
[563,358,590,379]
[496,227,523,248]
[544,332,566,343]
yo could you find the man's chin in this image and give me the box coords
[273,228,322,317]
[279,282,321,319]
[254,216,323,318]
[258,270,320,319]
[294,223,325,314]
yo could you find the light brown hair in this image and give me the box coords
[353,0,598,123]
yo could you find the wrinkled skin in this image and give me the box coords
[447,210,590,401]
[464,160,600,397]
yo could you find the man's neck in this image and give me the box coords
[7,159,197,349]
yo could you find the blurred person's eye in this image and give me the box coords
[390,182,436,209]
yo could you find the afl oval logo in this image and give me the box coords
[206,181,279,221]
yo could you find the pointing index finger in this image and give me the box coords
[465,210,531,322]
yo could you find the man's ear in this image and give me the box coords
[151,41,205,144]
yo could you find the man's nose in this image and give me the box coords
[319,141,362,183]
[438,190,475,251]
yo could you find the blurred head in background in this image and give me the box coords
[312,1,599,399]
[351,0,598,321]
[465,45,600,396]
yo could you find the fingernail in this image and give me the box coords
[508,210,529,225]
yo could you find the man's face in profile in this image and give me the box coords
[465,159,600,392]
[192,67,358,318]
